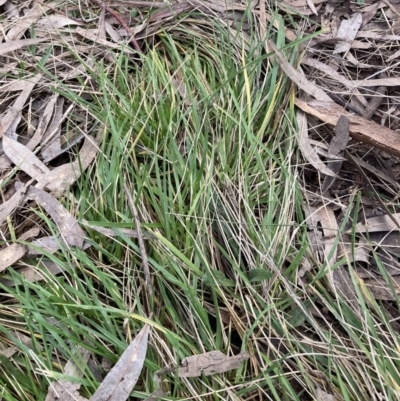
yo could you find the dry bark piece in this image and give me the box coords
[90,325,149,401]
[178,351,249,377]
[45,346,91,401]
[3,135,50,181]
[295,99,400,157]
[25,187,86,249]
[0,244,27,272]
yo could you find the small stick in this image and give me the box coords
[90,0,141,52]
[124,184,153,300]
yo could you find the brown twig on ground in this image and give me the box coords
[89,0,141,52]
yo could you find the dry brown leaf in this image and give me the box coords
[0,260,67,287]
[333,13,362,54]
[36,14,83,30]
[0,331,36,359]
[0,183,29,226]
[19,227,41,241]
[3,135,50,180]
[352,213,400,233]
[295,99,400,157]
[316,387,335,401]
[25,186,86,248]
[0,38,45,56]
[41,96,64,162]
[45,346,91,401]
[5,1,52,41]
[0,80,32,92]
[362,275,400,300]
[81,220,154,240]
[90,325,149,401]
[0,73,43,134]
[338,237,370,263]
[0,243,27,272]
[76,27,135,55]
[27,94,59,150]
[301,57,368,107]
[296,109,336,177]
[178,351,249,378]
[38,127,104,196]
[269,41,331,102]
[351,77,400,87]
[321,115,349,193]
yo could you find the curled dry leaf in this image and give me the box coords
[27,94,59,151]
[178,350,249,378]
[90,325,149,401]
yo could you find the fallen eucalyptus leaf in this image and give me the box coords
[3,135,50,180]
[0,244,27,272]
[25,187,86,248]
[178,351,249,378]
[45,346,91,401]
[90,324,149,401]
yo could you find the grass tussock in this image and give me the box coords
[1,1,400,400]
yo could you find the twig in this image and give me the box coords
[124,183,153,300]
[89,0,141,52]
